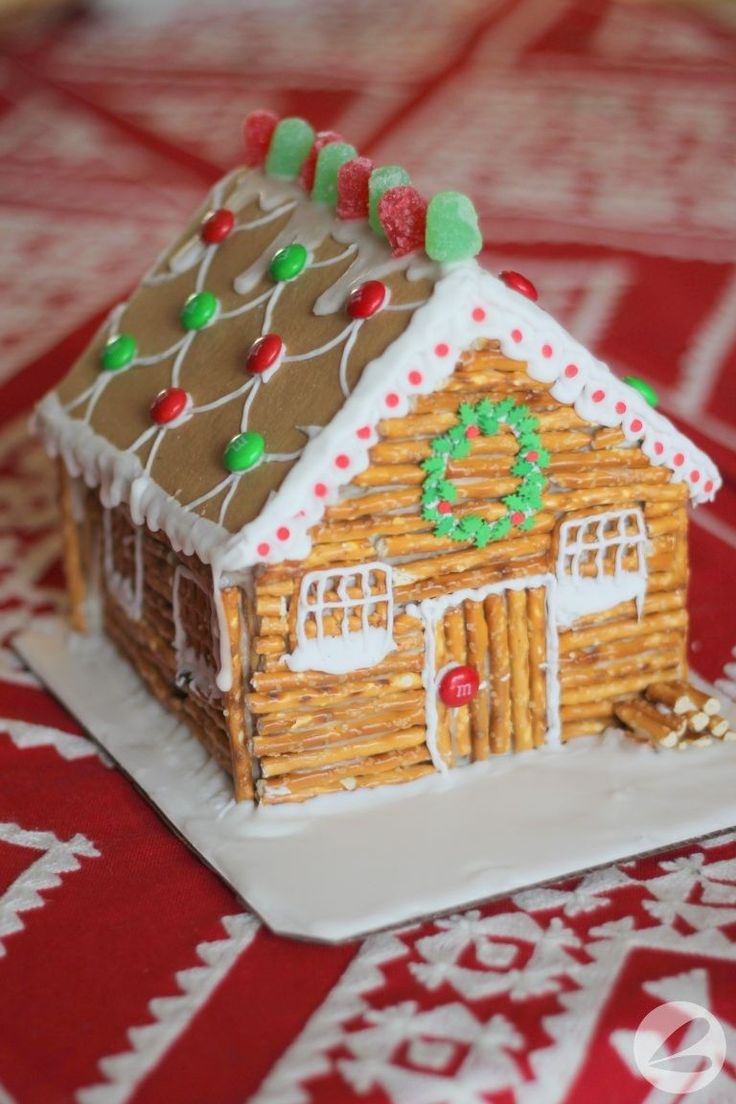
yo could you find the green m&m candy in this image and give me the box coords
[269,243,308,282]
[623,375,658,408]
[101,333,137,371]
[223,431,265,473]
[181,291,219,331]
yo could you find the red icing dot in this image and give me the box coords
[591,389,605,403]
[335,454,350,469]
[408,370,423,385]
[704,480,714,493]
[276,526,290,541]
[347,280,387,319]
[690,471,700,483]
[385,392,399,408]
[466,425,480,439]
[499,270,538,302]
[511,511,525,525]
[246,332,283,374]
[356,425,371,439]
[654,441,664,455]
[150,387,189,426]
[511,329,523,344]
[437,501,452,515]
[314,482,327,497]
[201,208,235,244]
[564,364,578,378]
[472,307,486,322]
[542,344,553,358]
[615,401,627,414]
[630,419,643,432]
[526,450,538,462]
[257,542,270,557]
[674,453,685,466]
[435,342,450,358]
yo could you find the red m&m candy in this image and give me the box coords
[439,665,480,708]
[499,271,538,302]
[150,387,190,426]
[347,280,387,319]
[201,208,234,244]
[246,333,284,374]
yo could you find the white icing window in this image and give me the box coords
[102,507,143,620]
[285,562,395,674]
[172,566,221,701]
[555,508,647,626]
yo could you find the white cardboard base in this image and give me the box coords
[14,618,736,942]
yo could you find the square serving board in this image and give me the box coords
[15,618,736,942]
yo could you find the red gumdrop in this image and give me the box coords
[336,157,374,220]
[439,665,480,708]
[299,130,343,192]
[243,110,278,167]
[378,185,427,257]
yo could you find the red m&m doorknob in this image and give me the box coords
[439,665,480,707]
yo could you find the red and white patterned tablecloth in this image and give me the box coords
[1,2,735,1101]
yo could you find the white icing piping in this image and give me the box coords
[407,573,561,773]
[554,507,648,627]
[102,506,143,621]
[284,562,395,675]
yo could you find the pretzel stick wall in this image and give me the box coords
[465,598,490,761]
[485,592,512,754]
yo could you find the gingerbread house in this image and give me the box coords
[35,113,722,805]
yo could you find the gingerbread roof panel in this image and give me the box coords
[52,167,439,533]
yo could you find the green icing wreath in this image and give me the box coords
[420,397,551,547]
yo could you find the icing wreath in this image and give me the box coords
[421,397,551,546]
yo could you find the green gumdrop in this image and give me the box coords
[265,117,315,179]
[312,142,357,206]
[425,191,483,262]
[369,166,411,237]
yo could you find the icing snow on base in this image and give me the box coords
[15,618,736,942]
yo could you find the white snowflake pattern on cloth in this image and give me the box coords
[611,968,736,1103]
[251,837,736,1104]
[0,822,99,958]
